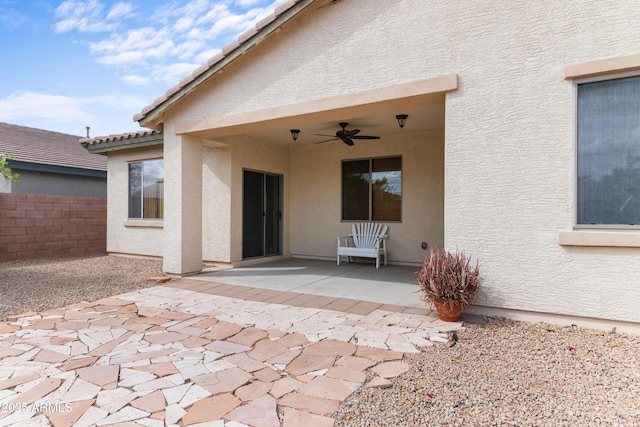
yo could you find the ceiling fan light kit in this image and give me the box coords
[396,114,408,129]
[289,114,408,145]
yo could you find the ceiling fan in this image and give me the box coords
[314,122,381,146]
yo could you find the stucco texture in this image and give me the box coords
[106,148,164,258]
[121,0,640,324]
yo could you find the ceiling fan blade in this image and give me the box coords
[313,133,337,137]
[341,137,355,146]
[347,129,360,137]
[351,135,381,139]
[314,138,339,144]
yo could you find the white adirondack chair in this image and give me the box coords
[337,223,388,269]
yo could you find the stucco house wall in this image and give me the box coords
[106,147,164,258]
[437,2,640,325]
[86,0,640,327]
[289,129,444,264]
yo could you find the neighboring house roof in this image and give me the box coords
[0,122,107,172]
[134,0,316,128]
[81,130,163,154]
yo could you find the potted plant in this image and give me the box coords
[415,248,480,322]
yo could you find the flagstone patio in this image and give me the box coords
[0,278,461,426]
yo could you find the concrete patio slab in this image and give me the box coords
[195,259,423,308]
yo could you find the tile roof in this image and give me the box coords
[80,130,163,154]
[0,122,107,171]
[80,129,161,146]
[134,0,314,126]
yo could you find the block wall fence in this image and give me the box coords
[0,193,106,262]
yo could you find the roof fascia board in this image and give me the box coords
[9,160,107,178]
[84,134,164,154]
[138,0,317,128]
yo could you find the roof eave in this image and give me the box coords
[8,160,107,177]
[137,0,317,128]
[83,132,164,154]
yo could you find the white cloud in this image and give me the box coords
[54,0,119,33]
[0,91,93,122]
[236,0,265,7]
[90,27,175,66]
[0,9,27,31]
[150,63,201,84]
[122,75,152,86]
[0,91,146,123]
[106,2,134,20]
[194,48,221,64]
[58,0,289,86]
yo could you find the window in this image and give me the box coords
[342,156,402,221]
[128,159,164,219]
[576,73,640,226]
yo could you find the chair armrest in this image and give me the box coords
[337,235,351,247]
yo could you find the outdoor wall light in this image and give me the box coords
[396,114,408,129]
[290,129,300,141]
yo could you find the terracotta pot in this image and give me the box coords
[433,299,463,322]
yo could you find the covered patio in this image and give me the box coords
[191,258,425,309]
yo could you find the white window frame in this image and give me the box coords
[128,158,164,220]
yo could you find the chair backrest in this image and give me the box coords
[352,223,388,248]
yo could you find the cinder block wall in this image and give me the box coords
[0,194,106,262]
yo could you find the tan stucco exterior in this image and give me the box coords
[106,147,164,258]
[99,0,640,328]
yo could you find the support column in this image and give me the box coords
[163,134,203,275]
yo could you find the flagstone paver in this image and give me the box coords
[129,390,166,413]
[224,394,279,427]
[234,380,272,402]
[366,376,393,388]
[77,365,120,388]
[44,398,96,427]
[325,366,367,383]
[182,394,240,425]
[0,284,459,426]
[302,339,356,357]
[282,407,335,427]
[285,354,336,376]
[226,327,268,347]
[246,339,289,362]
[278,392,340,415]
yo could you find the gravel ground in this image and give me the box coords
[2,256,639,426]
[0,255,163,321]
[332,318,640,427]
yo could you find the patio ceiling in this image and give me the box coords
[244,103,445,146]
[176,74,454,147]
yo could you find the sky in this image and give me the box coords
[0,0,287,137]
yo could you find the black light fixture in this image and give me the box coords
[290,129,300,141]
[396,114,408,129]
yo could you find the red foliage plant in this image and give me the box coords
[415,248,480,308]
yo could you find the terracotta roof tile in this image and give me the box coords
[165,84,181,98]
[0,122,106,171]
[134,0,310,125]
[256,14,277,31]
[221,40,242,56]
[238,27,258,44]
[275,0,298,15]
[192,64,209,79]
[207,52,225,67]
[80,130,161,147]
